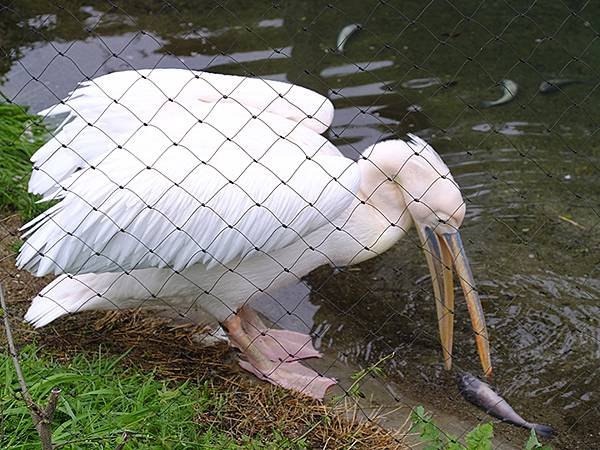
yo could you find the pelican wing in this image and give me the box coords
[30,69,335,197]
[18,106,359,276]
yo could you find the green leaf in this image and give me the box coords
[410,405,431,429]
[447,435,466,450]
[525,429,553,450]
[526,429,541,450]
[410,405,444,449]
[465,423,493,450]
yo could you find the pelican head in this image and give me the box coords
[360,134,491,377]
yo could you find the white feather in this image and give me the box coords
[24,275,102,327]
[30,69,335,197]
[18,106,359,276]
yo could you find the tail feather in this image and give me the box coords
[24,274,110,327]
[25,295,71,328]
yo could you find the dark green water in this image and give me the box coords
[1,1,598,448]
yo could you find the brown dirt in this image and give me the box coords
[0,214,409,449]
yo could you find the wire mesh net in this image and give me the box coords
[1,1,599,449]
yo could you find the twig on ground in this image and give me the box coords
[114,431,130,450]
[0,283,61,450]
[558,215,585,229]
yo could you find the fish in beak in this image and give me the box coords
[416,225,492,377]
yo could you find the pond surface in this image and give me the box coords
[1,1,599,448]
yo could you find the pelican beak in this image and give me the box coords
[416,225,492,377]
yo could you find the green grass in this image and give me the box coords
[0,346,305,449]
[0,102,48,220]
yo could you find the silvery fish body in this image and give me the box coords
[480,79,518,108]
[539,78,585,94]
[336,23,361,53]
[457,373,554,438]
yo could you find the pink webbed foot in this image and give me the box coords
[224,312,336,399]
[238,359,336,400]
[235,306,321,362]
[235,329,322,363]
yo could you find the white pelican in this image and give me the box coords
[18,69,490,399]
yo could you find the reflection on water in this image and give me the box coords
[1,1,599,447]
[471,121,547,136]
[320,60,394,77]
[401,77,446,89]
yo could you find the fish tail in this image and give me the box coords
[530,423,555,439]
